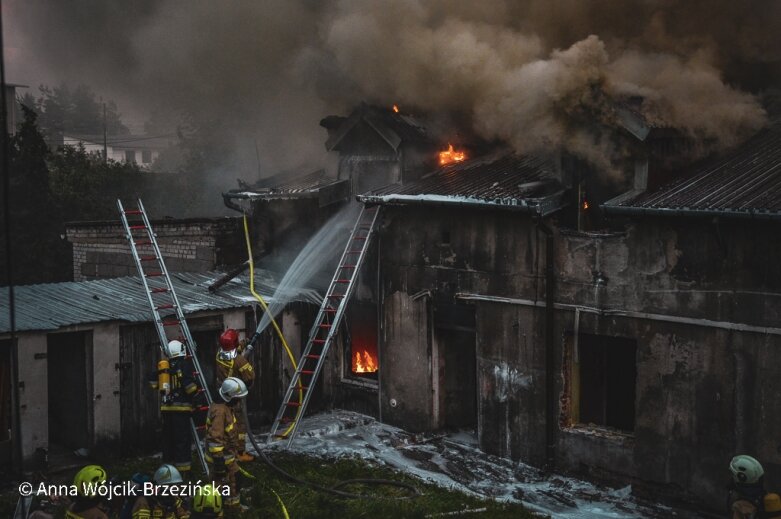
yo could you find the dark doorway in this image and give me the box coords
[48,332,92,451]
[119,324,161,454]
[578,333,637,432]
[438,328,477,429]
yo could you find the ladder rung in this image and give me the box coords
[347,250,363,253]
[352,237,367,240]
[161,320,180,326]
[312,339,326,344]
[156,304,175,310]
[129,225,147,230]
[146,272,164,277]
[324,308,337,313]
[335,279,350,283]
[340,265,356,268]
[318,324,331,328]
[140,255,158,261]
[124,209,143,215]
[300,370,314,375]
[293,386,309,391]
[306,354,321,359]
[280,417,295,424]
[135,240,152,246]
[285,401,302,407]
[327,294,344,298]
[151,288,169,293]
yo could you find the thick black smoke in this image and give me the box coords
[5,0,780,178]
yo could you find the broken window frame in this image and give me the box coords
[564,331,637,434]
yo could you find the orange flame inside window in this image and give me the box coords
[582,200,589,210]
[439,143,466,166]
[392,104,399,113]
[353,348,378,373]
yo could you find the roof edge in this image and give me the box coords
[357,191,567,216]
[601,202,781,221]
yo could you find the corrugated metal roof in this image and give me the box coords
[224,169,348,201]
[357,150,566,215]
[0,270,321,333]
[603,122,781,219]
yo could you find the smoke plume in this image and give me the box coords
[5,0,779,180]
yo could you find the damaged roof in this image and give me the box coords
[0,270,321,334]
[603,122,781,219]
[324,104,430,152]
[357,149,566,215]
[223,169,349,206]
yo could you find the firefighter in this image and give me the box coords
[729,454,767,518]
[205,376,248,510]
[191,484,223,519]
[215,328,255,462]
[150,339,201,479]
[119,473,151,519]
[65,465,110,519]
[144,464,191,519]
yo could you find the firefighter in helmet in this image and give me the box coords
[215,329,255,462]
[65,465,110,519]
[205,377,248,510]
[728,454,767,518]
[150,339,201,479]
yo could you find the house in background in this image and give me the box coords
[62,133,175,169]
[3,82,27,135]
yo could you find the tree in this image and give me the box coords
[23,83,129,141]
[0,106,70,285]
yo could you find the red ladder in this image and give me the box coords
[268,205,381,446]
[117,198,213,475]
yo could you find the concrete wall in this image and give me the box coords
[92,324,121,447]
[374,204,781,510]
[15,333,48,465]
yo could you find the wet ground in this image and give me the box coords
[254,411,707,519]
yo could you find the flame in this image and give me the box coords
[392,104,399,113]
[582,200,589,210]
[439,143,466,166]
[353,348,378,373]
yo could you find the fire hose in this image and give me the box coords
[240,214,421,501]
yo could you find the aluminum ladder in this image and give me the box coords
[268,205,381,447]
[117,198,213,475]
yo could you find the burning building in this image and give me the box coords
[219,102,781,512]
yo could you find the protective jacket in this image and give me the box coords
[205,402,239,464]
[205,402,241,507]
[215,352,254,389]
[65,501,109,519]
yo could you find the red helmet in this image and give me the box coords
[219,329,239,351]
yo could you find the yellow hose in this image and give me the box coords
[236,463,290,519]
[242,214,303,437]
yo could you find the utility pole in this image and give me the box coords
[102,102,107,163]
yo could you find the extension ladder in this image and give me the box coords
[269,205,381,447]
[117,198,213,475]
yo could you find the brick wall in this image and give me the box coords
[66,218,244,281]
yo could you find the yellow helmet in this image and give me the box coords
[73,465,107,497]
[193,484,223,515]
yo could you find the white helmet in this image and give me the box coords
[730,455,764,484]
[165,339,185,358]
[219,377,248,402]
[153,463,183,485]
